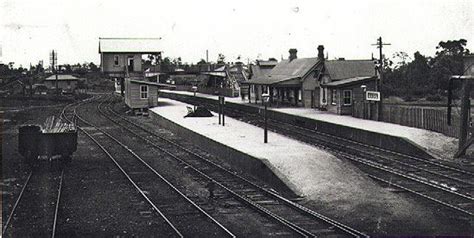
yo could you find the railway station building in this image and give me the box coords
[243,45,377,115]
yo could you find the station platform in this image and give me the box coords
[149,97,450,233]
[158,90,459,160]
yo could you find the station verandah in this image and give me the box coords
[242,82,303,107]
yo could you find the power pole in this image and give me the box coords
[50,50,58,95]
[372,37,390,121]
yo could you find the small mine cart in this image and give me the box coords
[18,116,77,164]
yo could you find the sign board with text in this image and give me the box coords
[366,91,380,101]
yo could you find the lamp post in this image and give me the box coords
[262,93,270,143]
[191,86,198,111]
[361,85,367,119]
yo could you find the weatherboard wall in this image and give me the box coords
[124,80,159,109]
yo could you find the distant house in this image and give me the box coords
[244,46,377,115]
[44,74,79,93]
[199,62,249,97]
[99,38,162,94]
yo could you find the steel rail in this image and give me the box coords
[102,96,368,237]
[281,126,474,216]
[67,99,185,238]
[2,172,33,236]
[191,97,473,177]
[2,99,81,237]
[202,102,474,196]
[162,97,474,216]
[51,169,64,238]
[234,104,474,177]
[97,98,312,237]
[73,97,236,238]
[263,119,474,201]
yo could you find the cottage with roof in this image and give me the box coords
[198,62,249,97]
[44,74,79,93]
[243,45,377,115]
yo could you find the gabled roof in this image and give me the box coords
[99,38,161,54]
[321,76,376,88]
[324,60,376,80]
[250,64,273,80]
[45,74,79,81]
[246,58,320,85]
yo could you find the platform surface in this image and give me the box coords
[150,98,444,227]
[160,90,458,159]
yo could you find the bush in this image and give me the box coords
[403,95,417,102]
[425,93,443,102]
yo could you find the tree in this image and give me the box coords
[197,59,207,65]
[392,51,411,69]
[88,62,99,72]
[429,39,469,92]
[406,52,431,96]
[160,57,174,73]
[384,39,469,100]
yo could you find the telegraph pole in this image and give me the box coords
[50,50,58,95]
[372,37,390,121]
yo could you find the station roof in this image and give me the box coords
[245,58,320,85]
[324,60,376,80]
[45,74,79,81]
[321,76,376,88]
[99,38,161,54]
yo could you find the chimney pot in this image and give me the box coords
[317,45,325,61]
[289,48,298,61]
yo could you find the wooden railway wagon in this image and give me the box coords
[18,124,77,163]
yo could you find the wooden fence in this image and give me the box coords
[382,104,461,138]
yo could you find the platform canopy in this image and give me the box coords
[244,57,320,86]
[99,38,161,54]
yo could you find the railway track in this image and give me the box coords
[1,101,78,238]
[67,97,236,237]
[2,163,65,238]
[100,95,368,237]
[168,95,474,216]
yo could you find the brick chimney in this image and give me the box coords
[317,45,325,61]
[289,48,297,61]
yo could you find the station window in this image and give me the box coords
[343,90,352,106]
[114,55,119,66]
[140,85,148,99]
[331,89,337,105]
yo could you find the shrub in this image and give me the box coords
[425,93,443,102]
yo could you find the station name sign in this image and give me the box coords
[366,91,380,101]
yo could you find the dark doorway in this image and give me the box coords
[127,56,134,72]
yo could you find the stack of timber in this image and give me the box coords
[42,116,75,133]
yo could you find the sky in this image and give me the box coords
[0,0,472,67]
